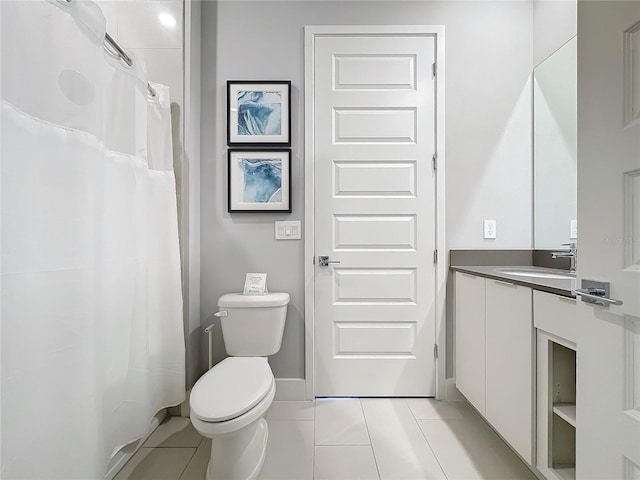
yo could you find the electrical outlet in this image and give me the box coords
[484,219,497,239]
[570,220,578,239]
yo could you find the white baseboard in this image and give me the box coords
[445,378,466,402]
[275,378,306,401]
[105,409,167,480]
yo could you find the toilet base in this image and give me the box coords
[206,418,269,480]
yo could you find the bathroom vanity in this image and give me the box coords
[452,32,581,479]
[452,265,577,479]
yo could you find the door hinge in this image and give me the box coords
[434,344,439,359]
[312,256,315,265]
[432,62,437,77]
[432,152,438,171]
[433,249,438,264]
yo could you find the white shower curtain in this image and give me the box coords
[1,1,185,478]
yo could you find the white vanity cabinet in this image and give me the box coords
[534,291,577,480]
[454,272,486,415]
[454,269,577,476]
[485,279,533,465]
[454,272,533,465]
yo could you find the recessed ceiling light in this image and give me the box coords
[158,12,176,29]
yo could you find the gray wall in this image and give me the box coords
[201,1,534,379]
[533,0,577,67]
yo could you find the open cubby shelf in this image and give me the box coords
[554,468,576,480]
[550,342,577,478]
[553,404,576,428]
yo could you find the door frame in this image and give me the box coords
[303,25,446,400]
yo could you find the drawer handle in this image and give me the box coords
[558,296,577,305]
[460,273,477,279]
[494,279,516,287]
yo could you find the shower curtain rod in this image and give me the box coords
[104,34,158,98]
[64,0,157,98]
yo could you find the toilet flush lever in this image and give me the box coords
[318,256,341,267]
[214,310,228,317]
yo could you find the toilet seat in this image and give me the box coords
[191,357,274,422]
[191,381,275,437]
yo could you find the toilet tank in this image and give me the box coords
[217,293,289,356]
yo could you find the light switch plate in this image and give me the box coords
[275,221,301,240]
[484,219,497,239]
[570,220,578,239]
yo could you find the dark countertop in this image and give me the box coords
[450,265,576,298]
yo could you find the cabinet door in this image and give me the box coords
[485,279,533,464]
[454,272,486,415]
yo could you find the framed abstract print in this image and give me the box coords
[228,149,291,213]
[227,81,291,147]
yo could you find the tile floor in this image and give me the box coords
[114,398,536,480]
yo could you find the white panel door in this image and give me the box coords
[314,33,436,396]
[576,4,640,478]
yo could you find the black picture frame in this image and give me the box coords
[228,149,292,213]
[227,81,292,147]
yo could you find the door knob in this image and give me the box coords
[318,256,341,267]
[573,279,623,306]
[573,288,623,306]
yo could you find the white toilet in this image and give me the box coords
[189,292,290,480]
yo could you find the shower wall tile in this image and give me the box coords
[95,1,119,39]
[93,0,186,268]
[93,1,184,103]
[116,1,183,49]
[129,48,183,103]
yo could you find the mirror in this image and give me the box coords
[534,37,577,249]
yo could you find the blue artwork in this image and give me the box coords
[237,91,282,136]
[240,158,282,203]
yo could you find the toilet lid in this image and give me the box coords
[190,357,274,422]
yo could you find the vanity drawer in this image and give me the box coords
[533,290,577,343]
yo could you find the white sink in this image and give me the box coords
[495,268,575,280]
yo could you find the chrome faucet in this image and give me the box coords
[551,242,577,273]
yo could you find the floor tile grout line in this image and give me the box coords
[312,400,316,479]
[358,398,382,480]
[268,418,315,422]
[176,445,199,480]
[404,398,450,480]
[405,398,454,480]
[313,398,371,447]
[404,397,417,421]
[313,399,316,478]
[312,427,316,479]
[414,418,450,480]
[315,442,375,447]
[311,397,318,480]
[313,401,318,447]
[147,445,202,449]
[406,397,469,422]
